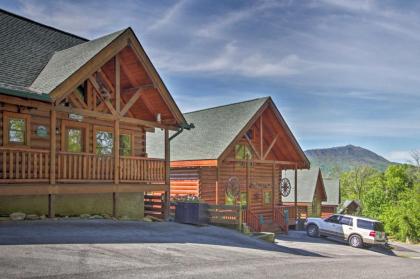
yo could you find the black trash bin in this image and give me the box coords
[296,219,306,231]
[175,202,209,225]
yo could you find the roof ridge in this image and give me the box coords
[53,28,128,54]
[184,96,270,115]
[0,8,88,42]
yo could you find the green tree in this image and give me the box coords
[380,185,420,243]
[340,165,379,201]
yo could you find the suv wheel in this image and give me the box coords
[349,234,363,248]
[306,224,319,237]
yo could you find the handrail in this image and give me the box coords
[0,146,50,153]
[0,148,166,183]
[273,206,289,234]
[242,209,261,232]
[120,155,165,161]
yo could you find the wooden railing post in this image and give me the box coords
[164,128,170,220]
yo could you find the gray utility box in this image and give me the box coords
[175,202,209,225]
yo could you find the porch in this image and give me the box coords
[0,147,165,184]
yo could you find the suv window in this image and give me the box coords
[339,216,353,226]
[325,215,340,224]
[373,222,384,232]
[357,219,377,230]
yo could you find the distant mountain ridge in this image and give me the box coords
[305,145,393,176]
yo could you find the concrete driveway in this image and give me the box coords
[0,220,419,279]
[276,230,397,257]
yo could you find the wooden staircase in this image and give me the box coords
[242,208,289,234]
[260,221,283,233]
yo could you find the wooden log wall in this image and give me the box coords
[170,168,200,197]
[0,103,147,156]
[218,160,280,222]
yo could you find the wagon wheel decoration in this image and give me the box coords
[280,178,291,197]
[226,177,240,200]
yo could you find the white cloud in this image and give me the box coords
[147,0,188,31]
[386,150,420,164]
[318,0,375,11]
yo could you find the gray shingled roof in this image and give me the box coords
[322,178,340,206]
[0,9,86,89]
[282,168,323,203]
[0,9,126,99]
[147,97,269,160]
[31,29,126,93]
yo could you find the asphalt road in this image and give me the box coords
[0,220,419,279]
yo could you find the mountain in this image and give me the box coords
[305,145,393,176]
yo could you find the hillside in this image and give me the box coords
[305,145,393,176]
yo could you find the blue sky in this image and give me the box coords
[1,0,419,163]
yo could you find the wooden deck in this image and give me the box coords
[0,146,166,194]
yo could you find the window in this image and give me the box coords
[235,144,253,168]
[67,128,83,152]
[339,216,353,226]
[95,130,113,155]
[240,192,247,206]
[263,190,272,205]
[61,120,88,153]
[119,133,132,156]
[225,194,235,205]
[356,219,383,230]
[9,118,26,143]
[75,82,87,103]
[235,144,252,160]
[3,112,30,146]
[245,129,253,140]
[325,215,340,224]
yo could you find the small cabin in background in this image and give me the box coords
[282,168,327,220]
[321,178,340,218]
[148,97,310,232]
[0,9,187,219]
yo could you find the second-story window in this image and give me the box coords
[67,128,83,152]
[3,112,30,146]
[95,130,113,155]
[119,134,132,156]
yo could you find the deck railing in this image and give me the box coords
[57,152,114,182]
[242,209,262,232]
[273,206,289,234]
[0,147,165,184]
[277,205,307,225]
[0,147,50,182]
[120,156,165,183]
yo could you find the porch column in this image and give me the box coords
[294,165,298,221]
[113,55,121,218]
[113,119,120,217]
[49,109,56,218]
[164,128,170,220]
[271,163,275,212]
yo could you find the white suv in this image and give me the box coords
[305,214,387,248]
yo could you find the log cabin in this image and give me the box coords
[282,168,327,221]
[148,97,310,232]
[0,9,189,219]
[321,178,340,218]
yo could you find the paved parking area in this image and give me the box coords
[276,230,398,257]
[0,220,419,279]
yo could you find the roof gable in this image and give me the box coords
[30,29,125,94]
[322,178,340,205]
[283,168,326,203]
[0,9,86,88]
[163,97,268,160]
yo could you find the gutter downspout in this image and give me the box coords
[169,122,194,141]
